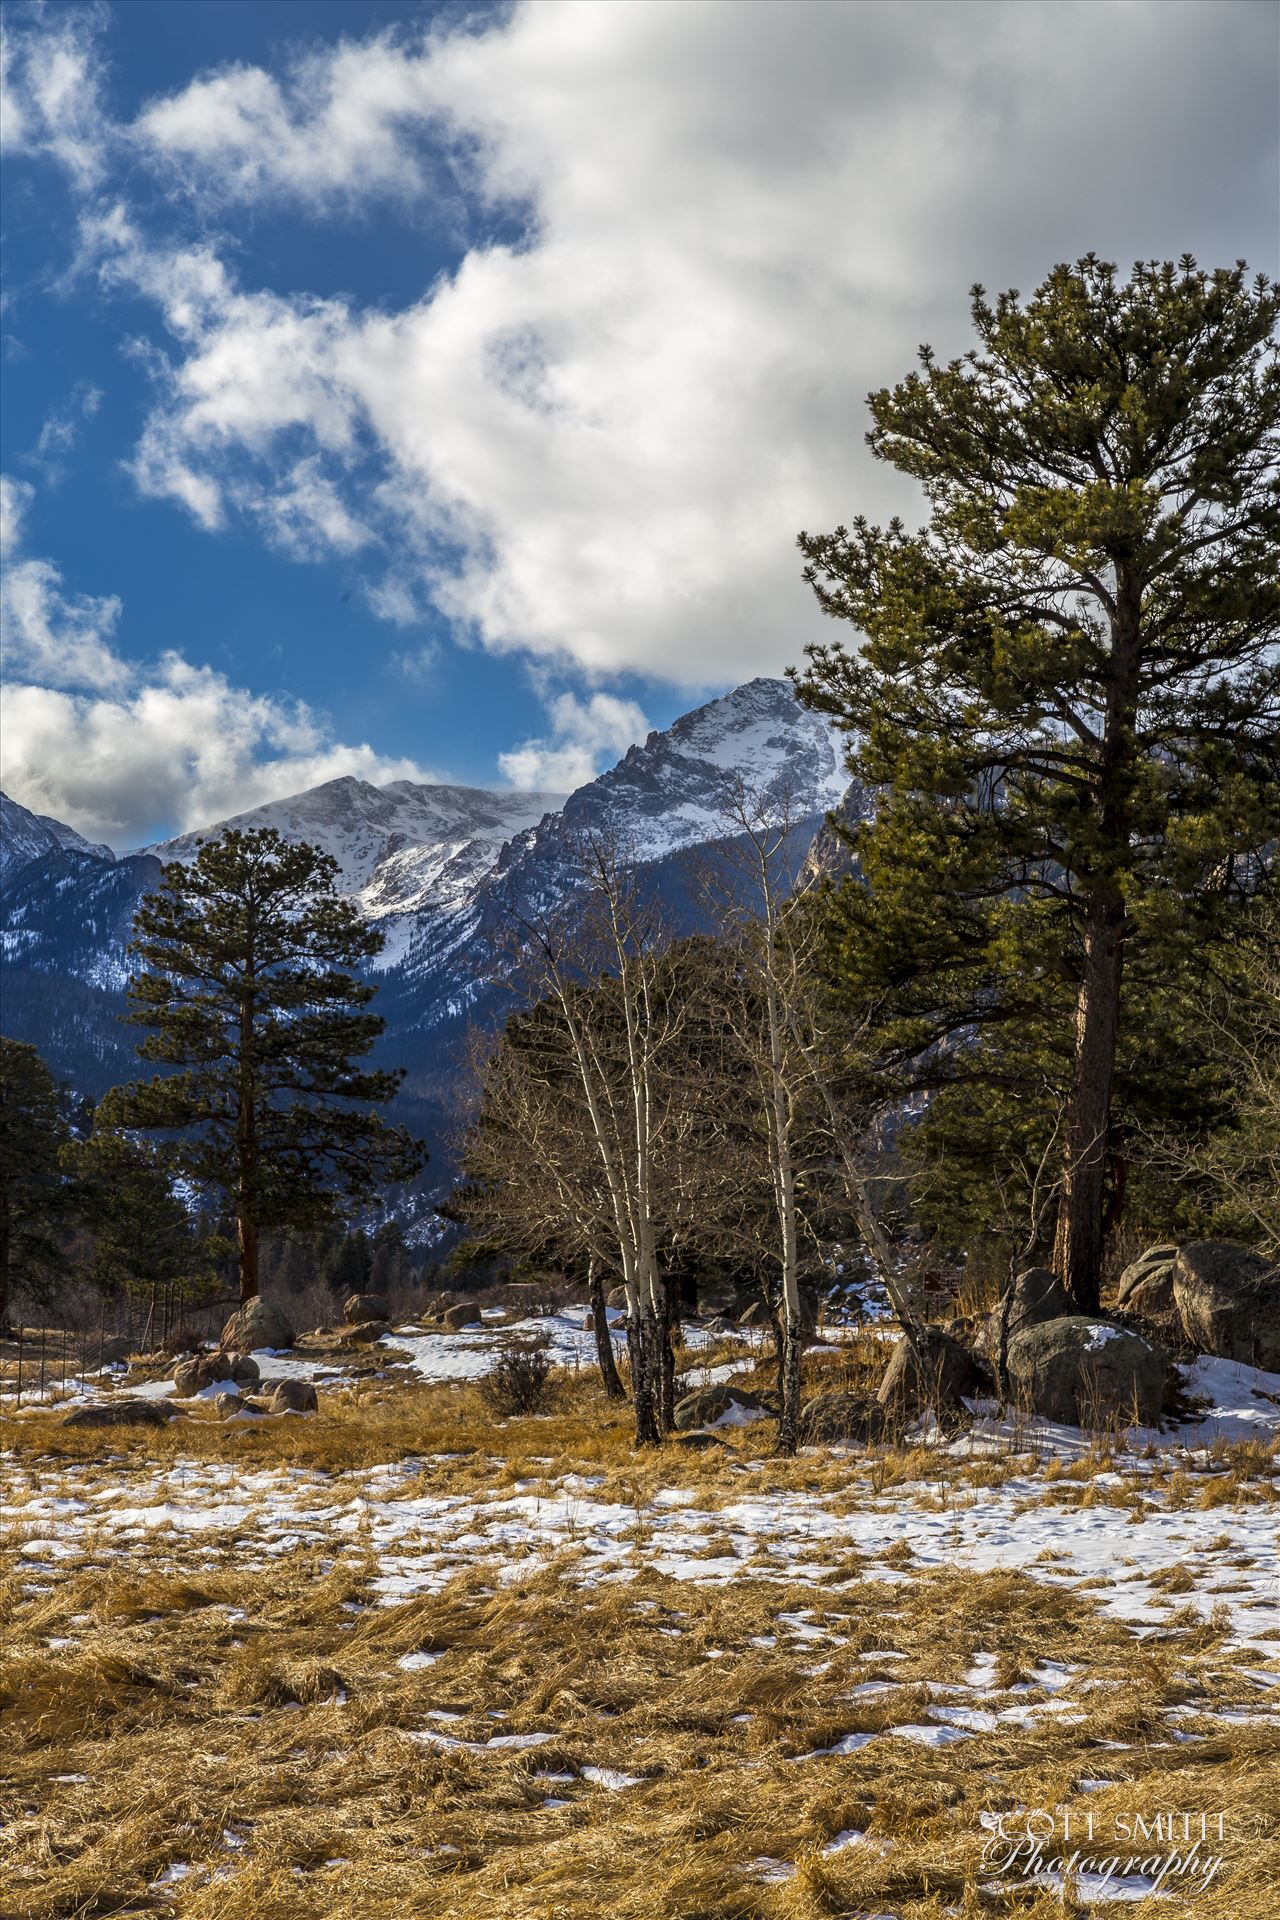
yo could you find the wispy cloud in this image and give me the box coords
[498,688,648,792]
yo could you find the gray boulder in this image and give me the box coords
[343,1319,387,1344]
[979,1267,1073,1364]
[343,1292,390,1325]
[221,1297,295,1352]
[1006,1266,1072,1331]
[799,1390,886,1446]
[63,1398,179,1428]
[877,1327,986,1411]
[269,1378,318,1414]
[673,1382,769,1431]
[1171,1243,1280,1369]
[1006,1316,1168,1426]
[1114,1245,1183,1343]
[442,1302,483,1331]
[173,1351,260,1398]
[1116,1245,1178,1309]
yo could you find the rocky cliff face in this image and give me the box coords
[0,793,115,889]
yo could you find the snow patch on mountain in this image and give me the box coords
[146,777,564,970]
[0,793,115,888]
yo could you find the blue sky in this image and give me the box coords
[1,0,1276,846]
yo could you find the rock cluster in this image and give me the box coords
[173,1351,259,1397]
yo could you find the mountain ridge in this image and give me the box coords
[0,677,859,1216]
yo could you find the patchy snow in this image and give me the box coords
[710,1401,768,1429]
[1173,1356,1280,1445]
[580,1765,646,1790]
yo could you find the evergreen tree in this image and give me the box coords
[0,1038,72,1327]
[68,1126,214,1317]
[98,828,425,1302]
[325,1231,373,1298]
[796,257,1279,1310]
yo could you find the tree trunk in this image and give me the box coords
[589,1258,626,1400]
[777,1308,803,1455]
[656,1268,679,1433]
[238,1217,260,1304]
[237,926,259,1303]
[630,1309,661,1447]
[1053,891,1124,1314]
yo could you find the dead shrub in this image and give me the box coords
[478,1339,558,1418]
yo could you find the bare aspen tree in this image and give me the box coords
[496,839,685,1445]
[703,783,929,1448]
[699,786,835,1452]
[455,1017,626,1400]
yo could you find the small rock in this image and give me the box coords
[343,1320,386,1345]
[800,1390,886,1445]
[673,1382,767,1431]
[442,1302,483,1331]
[62,1398,179,1428]
[221,1297,295,1352]
[269,1378,318,1414]
[343,1292,390,1325]
[173,1352,260,1398]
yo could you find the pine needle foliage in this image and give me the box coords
[794,255,1280,1309]
[98,828,424,1300]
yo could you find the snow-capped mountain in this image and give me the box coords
[0,677,856,1181]
[0,793,115,888]
[147,778,563,972]
[381,676,851,1035]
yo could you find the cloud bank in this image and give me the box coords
[0,478,431,845]
[2,0,1275,813]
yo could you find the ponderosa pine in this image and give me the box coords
[99,828,425,1302]
[795,256,1279,1311]
[0,1038,72,1328]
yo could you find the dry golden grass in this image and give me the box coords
[2,1363,1277,1918]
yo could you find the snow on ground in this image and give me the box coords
[1,1309,738,1408]
[5,1435,1277,1651]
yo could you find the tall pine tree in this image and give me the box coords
[0,1038,72,1328]
[795,257,1279,1310]
[99,828,425,1302]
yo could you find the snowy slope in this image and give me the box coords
[0,792,115,888]
[147,777,563,971]
[382,678,853,1035]
[0,679,854,1103]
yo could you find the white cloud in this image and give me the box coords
[132,32,451,213]
[0,478,431,844]
[0,3,109,188]
[498,689,648,791]
[0,472,126,690]
[3,663,432,847]
[79,0,1275,692]
[0,473,33,556]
